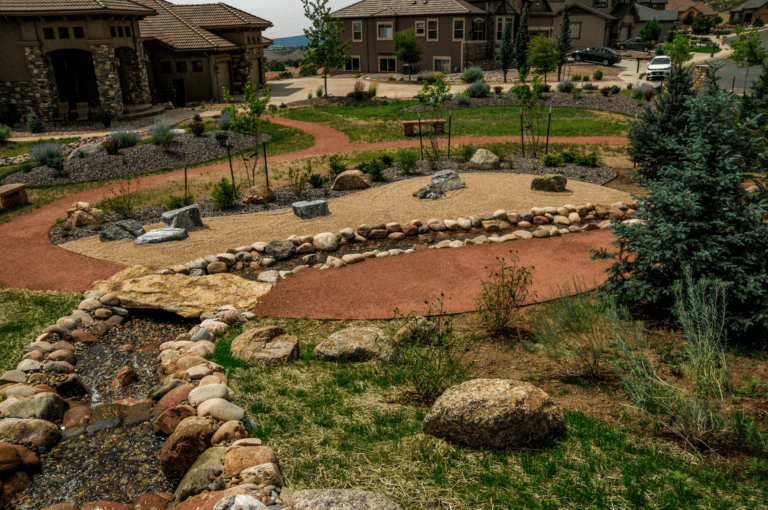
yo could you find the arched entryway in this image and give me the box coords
[49,49,99,106]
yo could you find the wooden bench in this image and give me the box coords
[402,119,446,136]
[0,183,30,209]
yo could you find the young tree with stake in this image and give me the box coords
[301,0,350,97]
[394,28,423,81]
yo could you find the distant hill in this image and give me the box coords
[270,35,308,47]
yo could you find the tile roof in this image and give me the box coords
[557,2,617,19]
[0,0,155,15]
[132,0,270,51]
[731,0,768,11]
[666,0,716,15]
[635,3,679,20]
[332,0,489,18]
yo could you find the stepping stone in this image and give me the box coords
[134,228,189,245]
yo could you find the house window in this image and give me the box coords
[593,0,608,7]
[416,21,425,36]
[453,19,464,40]
[434,57,450,73]
[160,62,172,73]
[472,19,485,41]
[378,22,393,40]
[427,20,438,41]
[176,61,188,73]
[43,28,55,39]
[110,26,116,37]
[118,26,124,37]
[345,56,361,71]
[73,27,85,38]
[570,23,581,39]
[353,21,362,41]
[125,26,131,37]
[379,57,396,72]
[58,27,70,39]
[192,61,203,72]
[496,17,513,41]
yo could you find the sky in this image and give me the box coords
[172,0,360,39]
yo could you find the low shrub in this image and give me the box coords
[27,111,45,134]
[542,84,552,93]
[353,80,365,100]
[557,80,574,93]
[475,252,534,337]
[189,114,206,136]
[0,124,11,143]
[0,104,21,127]
[217,111,232,131]
[592,69,604,81]
[308,173,327,189]
[328,153,346,178]
[316,86,324,98]
[460,144,475,163]
[425,138,442,171]
[368,81,378,97]
[572,74,582,81]
[627,83,633,90]
[96,107,115,128]
[30,142,63,170]
[583,83,598,90]
[460,67,484,83]
[575,149,601,168]
[165,193,195,210]
[426,71,442,84]
[610,85,621,95]
[397,148,418,175]
[110,125,141,149]
[643,87,656,101]
[367,159,386,182]
[542,153,565,167]
[99,175,138,217]
[494,85,503,94]
[150,121,175,150]
[102,138,120,155]
[380,154,394,166]
[561,147,579,163]
[215,131,230,148]
[600,86,611,96]
[466,81,490,98]
[211,177,241,209]
[632,88,644,100]
[488,142,506,162]
[278,71,293,79]
[456,91,470,104]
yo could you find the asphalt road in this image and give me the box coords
[716,30,768,92]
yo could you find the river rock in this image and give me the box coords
[89,266,272,318]
[174,446,226,503]
[134,228,189,245]
[188,384,230,407]
[431,169,466,191]
[0,418,61,450]
[162,204,204,230]
[314,327,394,362]
[264,240,296,261]
[231,326,299,364]
[313,232,339,252]
[422,379,565,448]
[212,495,268,510]
[331,170,370,191]
[467,149,500,170]
[197,398,246,422]
[211,421,247,446]
[160,416,217,479]
[99,219,146,243]
[0,392,68,421]
[293,200,330,220]
[154,405,198,435]
[240,462,284,488]
[149,378,185,401]
[222,446,278,477]
[54,374,89,398]
[176,486,267,510]
[0,443,21,474]
[155,383,194,413]
[292,490,401,510]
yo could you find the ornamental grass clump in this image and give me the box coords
[110,125,141,149]
[150,120,175,150]
[475,252,534,337]
[31,142,63,171]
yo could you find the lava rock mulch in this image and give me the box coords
[49,156,616,245]
[2,131,271,187]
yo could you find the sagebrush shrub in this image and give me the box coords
[31,142,63,170]
[150,121,175,149]
[557,80,574,93]
[466,81,490,98]
[217,111,232,131]
[460,67,484,83]
[455,91,470,104]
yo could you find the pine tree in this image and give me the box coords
[593,69,768,345]
[513,5,530,77]
[495,22,514,83]
[27,111,44,134]
[627,65,696,180]
[301,0,350,97]
[556,10,572,82]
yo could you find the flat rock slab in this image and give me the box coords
[531,175,567,192]
[292,200,330,220]
[292,489,402,510]
[134,228,189,245]
[162,204,204,230]
[99,220,146,243]
[314,327,394,362]
[89,266,272,318]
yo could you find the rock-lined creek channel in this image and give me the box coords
[16,313,191,509]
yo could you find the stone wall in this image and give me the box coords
[693,63,708,89]
[120,46,151,105]
[464,40,496,71]
[90,44,124,117]
[23,45,58,121]
[231,47,266,94]
[0,81,36,121]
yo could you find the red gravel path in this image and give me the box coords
[0,117,625,297]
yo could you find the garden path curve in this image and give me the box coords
[0,116,628,313]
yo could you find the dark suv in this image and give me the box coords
[571,47,622,66]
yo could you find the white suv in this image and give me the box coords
[646,56,672,81]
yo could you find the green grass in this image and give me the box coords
[225,317,767,510]
[0,137,81,159]
[0,287,82,371]
[692,47,722,54]
[278,101,631,143]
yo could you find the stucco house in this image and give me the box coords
[331,0,558,75]
[666,0,717,21]
[730,0,768,24]
[0,0,273,122]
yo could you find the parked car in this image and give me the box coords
[615,37,653,52]
[645,56,672,80]
[571,47,622,66]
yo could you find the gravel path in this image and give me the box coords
[2,131,270,187]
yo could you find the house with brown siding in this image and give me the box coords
[730,0,768,24]
[666,0,717,20]
[0,0,272,121]
[331,0,557,75]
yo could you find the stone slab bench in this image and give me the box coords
[0,183,30,209]
[402,119,446,136]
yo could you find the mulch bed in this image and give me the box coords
[49,155,616,245]
[2,131,271,187]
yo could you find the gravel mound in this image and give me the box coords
[2,131,270,187]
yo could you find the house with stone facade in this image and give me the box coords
[0,0,273,122]
[331,0,558,75]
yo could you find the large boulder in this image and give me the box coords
[67,143,105,160]
[173,446,226,503]
[466,149,500,170]
[312,232,339,252]
[431,170,466,192]
[162,204,204,230]
[293,200,330,220]
[314,327,394,362]
[292,490,401,510]
[0,418,61,450]
[422,379,565,448]
[531,175,567,192]
[231,326,299,364]
[0,392,68,421]
[331,170,370,191]
[160,416,217,479]
[66,202,105,228]
[99,220,146,242]
[134,228,189,245]
[243,185,275,204]
[264,240,296,261]
[89,266,272,318]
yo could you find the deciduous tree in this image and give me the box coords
[394,28,423,81]
[301,0,350,96]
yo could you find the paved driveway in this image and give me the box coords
[716,30,768,92]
